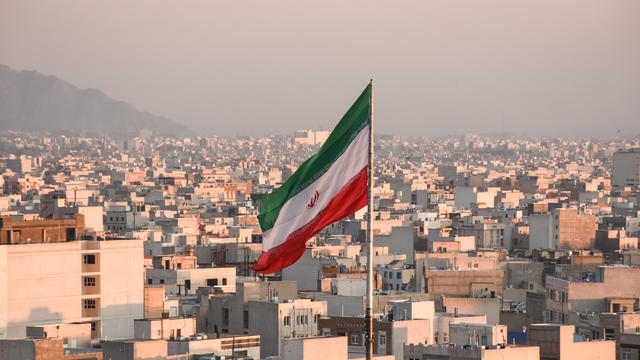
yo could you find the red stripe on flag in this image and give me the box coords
[251,166,368,274]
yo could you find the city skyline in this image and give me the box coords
[2,2,640,359]
[2,0,640,137]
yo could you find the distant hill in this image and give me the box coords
[0,64,193,137]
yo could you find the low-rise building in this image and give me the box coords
[404,343,540,360]
[318,315,429,360]
[527,324,615,360]
[0,338,102,360]
[0,215,85,245]
[133,317,196,340]
[26,323,92,348]
[145,266,236,295]
[247,298,327,358]
[545,266,640,324]
[281,336,347,360]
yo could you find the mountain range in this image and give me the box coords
[0,64,192,138]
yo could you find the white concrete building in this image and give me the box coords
[145,267,236,296]
[248,299,327,357]
[0,240,144,340]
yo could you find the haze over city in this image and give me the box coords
[2,0,640,137]
[2,2,640,360]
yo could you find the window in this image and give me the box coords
[222,308,229,326]
[435,332,439,344]
[314,314,320,323]
[296,315,301,325]
[65,228,76,241]
[351,333,360,345]
[184,280,191,290]
[284,316,291,326]
[207,279,219,286]
[443,332,448,343]
[84,299,96,309]
[84,277,96,287]
[91,322,96,332]
[83,254,96,264]
[378,333,386,346]
[605,328,615,340]
[243,310,249,329]
[304,315,308,324]
[160,279,164,284]
[147,279,153,285]
[396,272,401,279]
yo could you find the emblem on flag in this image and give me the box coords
[307,190,319,208]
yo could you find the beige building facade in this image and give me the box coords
[0,240,144,340]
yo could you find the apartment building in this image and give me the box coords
[247,299,327,357]
[530,208,596,250]
[426,268,504,300]
[545,266,640,324]
[0,239,144,340]
[527,324,615,360]
[457,220,505,249]
[318,315,429,360]
[612,149,640,190]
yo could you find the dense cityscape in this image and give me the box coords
[0,129,639,359]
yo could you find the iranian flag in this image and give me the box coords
[251,83,372,274]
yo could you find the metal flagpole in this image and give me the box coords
[365,79,375,360]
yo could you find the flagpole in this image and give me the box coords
[365,79,374,360]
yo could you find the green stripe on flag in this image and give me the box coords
[258,83,371,232]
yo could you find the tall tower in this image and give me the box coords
[612,149,640,190]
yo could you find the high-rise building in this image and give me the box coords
[529,208,596,250]
[612,149,640,190]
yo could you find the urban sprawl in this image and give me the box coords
[1,129,640,360]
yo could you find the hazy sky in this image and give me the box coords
[1,0,639,137]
